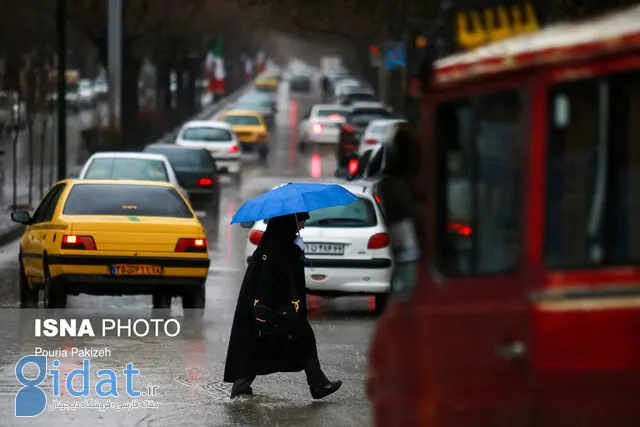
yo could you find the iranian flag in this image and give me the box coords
[205,37,225,94]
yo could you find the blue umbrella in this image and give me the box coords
[230,182,359,224]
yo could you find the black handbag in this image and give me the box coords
[252,253,301,339]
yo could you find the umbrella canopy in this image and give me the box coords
[230,182,359,224]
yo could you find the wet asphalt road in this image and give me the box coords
[0,80,376,426]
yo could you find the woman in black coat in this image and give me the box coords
[223,212,342,399]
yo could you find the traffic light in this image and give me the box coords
[370,45,382,67]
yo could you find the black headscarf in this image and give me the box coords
[257,212,309,253]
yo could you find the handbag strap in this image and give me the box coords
[253,252,300,313]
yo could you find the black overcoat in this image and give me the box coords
[223,237,318,382]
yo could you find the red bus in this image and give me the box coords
[367,4,640,427]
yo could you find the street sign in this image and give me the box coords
[384,40,406,70]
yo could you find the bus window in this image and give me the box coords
[436,91,525,276]
[546,72,640,268]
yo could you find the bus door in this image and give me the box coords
[429,88,532,427]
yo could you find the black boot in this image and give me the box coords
[304,358,342,399]
[230,375,256,398]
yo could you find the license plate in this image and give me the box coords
[305,243,344,255]
[111,264,163,276]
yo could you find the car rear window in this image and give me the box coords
[305,197,377,227]
[369,124,388,135]
[144,147,210,169]
[346,93,375,103]
[63,184,193,218]
[181,126,232,142]
[223,115,261,125]
[316,109,347,119]
[348,109,391,126]
[83,158,169,182]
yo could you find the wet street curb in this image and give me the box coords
[0,85,249,248]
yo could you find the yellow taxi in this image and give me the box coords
[12,179,209,314]
[218,109,269,159]
[254,72,279,91]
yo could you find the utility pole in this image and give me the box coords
[108,0,122,127]
[56,0,67,180]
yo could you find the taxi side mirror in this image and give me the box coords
[11,211,32,225]
[239,221,255,229]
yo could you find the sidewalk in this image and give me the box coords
[0,86,248,246]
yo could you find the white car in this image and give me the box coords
[333,79,361,99]
[78,152,189,199]
[298,105,349,150]
[176,120,241,183]
[242,183,391,312]
[78,79,96,108]
[357,118,407,154]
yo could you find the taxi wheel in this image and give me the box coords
[19,263,39,308]
[43,259,67,309]
[183,284,205,319]
[258,146,268,161]
[374,294,388,314]
[152,293,171,309]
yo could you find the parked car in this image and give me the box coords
[143,144,221,215]
[298,104,349,151]
[174,120,242,186]
[242,182,391,313]
[336,103,392,172]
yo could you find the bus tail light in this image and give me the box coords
[368,233,389,249]
[61,235,96,250]
[175,238,207,252]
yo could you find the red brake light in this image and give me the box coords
[448,223,472,235]
[198,177,213,186]
[368,232,389,249]
[348,158,359,175]
[175,238,207,252]
[249,230,263,245]
[257,132,267,141]
[365,138,377,145]
[312,123,322,133]
[228,145,239,153]
[61,235,96,250]
[342,124,355,133]
[375,194,381,204]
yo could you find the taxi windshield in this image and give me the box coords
[223,115,261,126]
[83,158,169,182]
[63,184,193,218]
